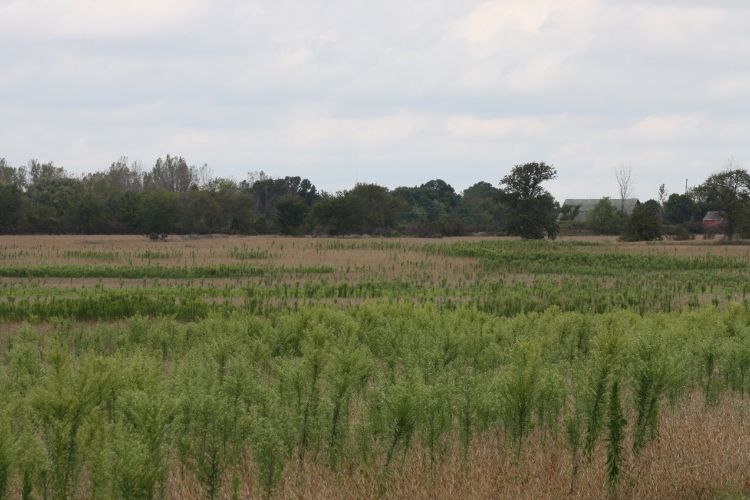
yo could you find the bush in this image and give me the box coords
[665,224,694,241]
[586,198,626,235]
[622,201,663,241]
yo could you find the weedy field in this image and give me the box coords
[0,235,749,499]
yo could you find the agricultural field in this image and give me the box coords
[0,235,749,499]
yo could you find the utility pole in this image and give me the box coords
[685,178,688,194]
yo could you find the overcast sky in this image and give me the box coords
[2,0,750,200]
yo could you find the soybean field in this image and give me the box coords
[0,235,749,499]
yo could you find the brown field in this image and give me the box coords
[3,233,749,259]
[1,234,748,288]
[160,391,750,499]
[2,235,750,499]
[0,235,480,286]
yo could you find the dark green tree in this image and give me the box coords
[144,155,195,193]
[0,184,24,232]
[70,189,106,233]
[25,162,82,233]
[500,162,559,239]
[586,198,625,235]
[695,168,750,239]
[103,157,143,193]
[137,190,181,234]
[308,194,351,235]
[461,181,505,233]
[393,179,464,236]
[205,179,256,234]
[623,200,662,241]
[275,194,309,235]
[0,158,27,189]
[345,183,404,235]
[663,193,699,225]
[28,159,65,184]
[247,173,318,221]
[182,190,223,233]
[310,184,403,235]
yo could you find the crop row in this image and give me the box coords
[426,240,750,274]
[1,268,748,321]
[0,304,748,498]
[0,264,334,280]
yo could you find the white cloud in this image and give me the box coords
[288,111,430,150]
[445,0,598,93]
[630,4,727,52]
[450,1,552,56]
[1,0,749,199]
[446,115,546,140]
[1,0,203,38]
[709,75,750,100]
[624,115,707,143]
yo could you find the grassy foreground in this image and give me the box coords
[0,236,748,499]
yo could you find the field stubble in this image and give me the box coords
[260,393,750,500]
[0,235,749,499]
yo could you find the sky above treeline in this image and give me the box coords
[2,0,749,201]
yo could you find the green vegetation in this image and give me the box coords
[623,201,664,241]
[0,240,749,324]
[4,156,747,239]
[63,249,120,260]
[0,264,333,279]
[0,237,748,497]
[228,246,272,260]
[0,304,747,497]
[586,198,625,235]
[499,162,559,239]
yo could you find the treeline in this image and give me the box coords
[562,168,750,241]
[0,156,511,237]
[1,156,749,239]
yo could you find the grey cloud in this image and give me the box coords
[1,0,749,201]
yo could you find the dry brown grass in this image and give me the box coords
[2,234,749,290]
[557,235,750,259]
[2,236,749,498]
[158,392,750,500]
[0,235,480,285]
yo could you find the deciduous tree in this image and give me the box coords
[500,162,558,239]
[695,168,750,239]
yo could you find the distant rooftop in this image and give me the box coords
[562,198,640,222]
[703,211,723,222]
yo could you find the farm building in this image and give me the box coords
[702,211,723,232]
[561,198,640,223]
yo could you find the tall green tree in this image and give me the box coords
[695,168,750,239]
[393,179,464,236]
[137,190,181,234]
[0,184,24,232]
[663,193,699,225]
[25,162,82,233]
[310,184,403,235]
[144,155,195,193]
[586,198,625,235]
[0,158,27,189]
[462,181,505,233]
[345,184,404,235]
[623,200,662,241]
[182,190,223,233]
[308,194,350,235]
[247,173,318,222]
[500,162,559,239]
[70,189,106,233]
[204,178,256,234]
[275,194,309,235]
